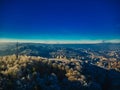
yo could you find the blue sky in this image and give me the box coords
[0,0,120,43]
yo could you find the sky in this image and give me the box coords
[0,0,120,43]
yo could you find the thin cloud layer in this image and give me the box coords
[0,39,120,44]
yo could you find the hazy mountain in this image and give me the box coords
[0,42,120,57]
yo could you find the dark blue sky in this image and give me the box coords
[0,0,120,42]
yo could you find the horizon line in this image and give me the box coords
[0,39,120,44]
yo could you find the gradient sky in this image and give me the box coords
[0,0,120,42]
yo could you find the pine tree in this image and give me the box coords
[16,42,18,59]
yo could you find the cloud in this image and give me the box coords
[0,38,120,44]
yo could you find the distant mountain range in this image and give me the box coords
[0,42,120,58]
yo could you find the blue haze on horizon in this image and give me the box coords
[0,0,120,43]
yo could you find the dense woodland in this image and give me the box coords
[0,55,120,90]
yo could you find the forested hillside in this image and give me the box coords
[0,55,120,90]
